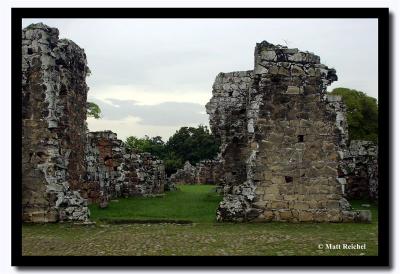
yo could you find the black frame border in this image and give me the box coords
[11,7,390,267]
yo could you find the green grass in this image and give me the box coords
[22,186,378,256]
[89,185,222,223]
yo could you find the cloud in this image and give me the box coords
[87,84,212,106]
[89,98,209,127]
[87,114,205,142]
[23,18,378,140]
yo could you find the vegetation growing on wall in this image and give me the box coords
[87,101,102,119]
[330,88,378,143]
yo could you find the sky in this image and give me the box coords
[22,18,378,141]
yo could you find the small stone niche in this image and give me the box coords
[285,176,293,183]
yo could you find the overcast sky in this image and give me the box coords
[22,18,378,141]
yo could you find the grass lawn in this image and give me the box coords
[88,185,221,223]
[22,185,378,256]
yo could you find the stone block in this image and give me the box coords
[253,201,267,208]
[342,210,356,223]
[271,176,285,184]
[264,184,280,195]
[298,210,314,222]
[262,210,274,221]
[326,200,340,209]
[327,210,342,222]
[285,86,304,94]
[313,210,329,222]
[291,65,306,76]
[278,210,293,221]
[269,200,289,209]
[293,201,310,210]
[353,210,372,223]
[283,194,297,201]
[263,193,281,201]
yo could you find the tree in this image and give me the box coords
[125,135,165,156]
[166,125,220,166]
[87,102,101,119]
[162,151,184,176]
[330,88,378,143]
[124,125,220,176]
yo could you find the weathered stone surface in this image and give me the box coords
[170,159,223,185]
[339,140,378,201]
[169,161,196,184]
[207,41,370,223]
[353,210,372,223]
[22,24,375,224]
[22,23,90,222]
[22,23,168,222]
[85,130,167,207]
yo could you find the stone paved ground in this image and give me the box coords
[22,220,377,256]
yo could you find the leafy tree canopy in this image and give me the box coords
[166,125,220,165]
[330,87,378,143]
[125,125,220,175]
[125,135,165,157]
[87,102,101,119]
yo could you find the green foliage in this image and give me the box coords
[89,185,222,223]
[125,135,165,156]
[87,101,101,119]
[166,125,220,165]
[125,125,220,175]
[162,151,184,175]
[330,88,378,143]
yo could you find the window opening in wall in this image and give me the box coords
[285,176,293,183]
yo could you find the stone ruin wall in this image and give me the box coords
[22,23,90,222]
[206,41,371,223]
[170,159,223,185]
[22,23,166,222]
[21,23,376,224]
[207,71,253,190]
[340,140,378,201]
[85,130,166,208]
[195,159,223,185]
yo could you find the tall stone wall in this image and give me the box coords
[22,23,89,222]
[206,41,370,223]
[84,131,122,206]
[21,23,167,223]
[340,140,378,201]
[85,131,166,208]
[207,71,253,189]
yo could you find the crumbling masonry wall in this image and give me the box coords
[85,131,166,208]
[170,159,223,185]
[22,23,89,222]
[340,140,378,201]
[206,41,371,223]
[84,131,122,207]
[22,23,167,223]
